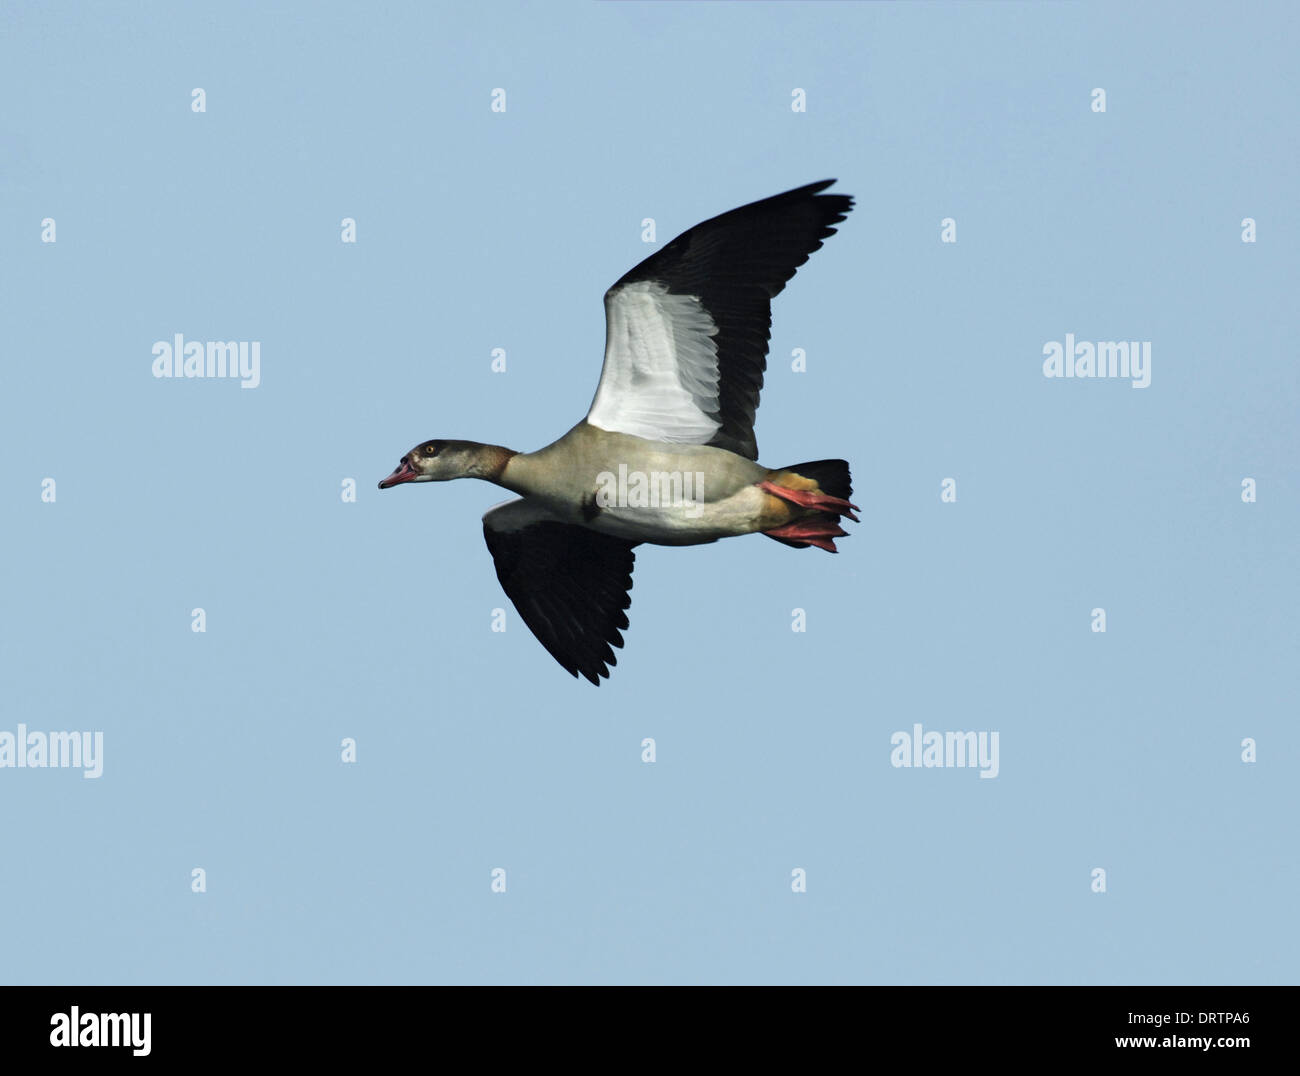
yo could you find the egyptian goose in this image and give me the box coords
[379,180,857,683]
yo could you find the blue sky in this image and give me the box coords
[0,0,1296,984]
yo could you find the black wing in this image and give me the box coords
[483,499,637,685]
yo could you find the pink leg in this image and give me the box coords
[757,480,861,523]
[763,517,849,553]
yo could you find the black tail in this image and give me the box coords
[784,459,853,502]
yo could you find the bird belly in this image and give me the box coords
[585,483,772,545]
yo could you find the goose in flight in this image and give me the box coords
[379,179,857,683]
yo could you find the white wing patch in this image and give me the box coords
[587,280,722,444]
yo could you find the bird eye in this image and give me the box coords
[424,444,438,457]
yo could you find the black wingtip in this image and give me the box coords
[762,179,854,232]
[762,178,843,204]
